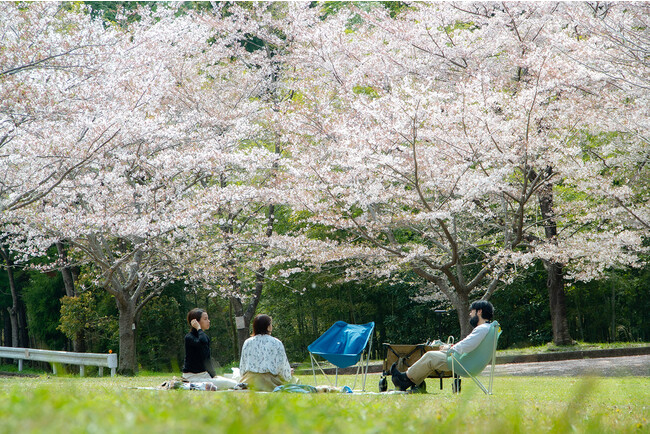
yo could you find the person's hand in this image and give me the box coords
[191,319,201,330]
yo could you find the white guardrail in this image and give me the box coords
[0,346,117,377]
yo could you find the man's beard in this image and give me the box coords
[469,314,479,328]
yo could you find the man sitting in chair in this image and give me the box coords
[391,300,495,391]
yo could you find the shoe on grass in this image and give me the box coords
[409,383,427,394]
[390,362,415,391]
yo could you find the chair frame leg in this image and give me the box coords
[309,349,373,391]
[310,353,335,386]
[449,332,499,396]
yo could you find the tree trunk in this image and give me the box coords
[116,296,137,375]
[56,241,76,297]
[537,167,573,345]
[376,295,386,354]
[543,260,573,345]
[2,247,23,347]
[610,280,616,342]
[413,268,476,339]
[2,310,11,364]
[296,294,305,350]
[7,306,18,348]
[228,262,270,356]
[2,309,11,347]
[228,301,238,360]
[17,299,28,348]
[311,304,318,337]
[230,296,250,357]
[56,241,84,351]
[227,204,276,356]
[454,293,471,339]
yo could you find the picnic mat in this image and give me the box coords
[139,380,409,394]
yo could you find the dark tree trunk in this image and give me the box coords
[454,292,471,339]
[543,260,573,345]
[17,299,28,348]
[230,296,250,358]
[2,310,11,364]
[73,235,168,375]
[230,256,269,356]
[537,167,573,345]
[296,294,305,351]
[55,241,84,351]
[116,296,137,375]
[2,309,10,347]
[56,241,76,297]
[228,204,276,357]
[7,307,18,348]
[376,296,386,355]
[228,301,238,360]
[1,247,25,347]
[412,267,478,340]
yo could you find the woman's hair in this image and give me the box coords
[187,308,205,327]
[252,314,272,336]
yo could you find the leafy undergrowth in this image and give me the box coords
[0,374,648,433]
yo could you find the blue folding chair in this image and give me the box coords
[308,321,375,391]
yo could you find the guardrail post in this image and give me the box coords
[0,346,118,377]
[108,353,117,377]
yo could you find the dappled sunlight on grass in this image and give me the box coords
[0,374,648,433]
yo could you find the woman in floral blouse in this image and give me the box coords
[239,314,293,391]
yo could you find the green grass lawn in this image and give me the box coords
[0,373,648,433]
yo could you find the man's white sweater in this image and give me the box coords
[449,322,491,355]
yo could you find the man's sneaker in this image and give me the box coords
[390,362,415,391]
[409,383,427,394]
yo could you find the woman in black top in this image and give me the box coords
[182,308,216,379]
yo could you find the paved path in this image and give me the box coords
[487,354,650,377]
[305,350,650,377]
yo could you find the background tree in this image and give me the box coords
[0,3,123,218]
[176,2,311,356]
[0,2,124,349]
[9,3,276,373]
[2,2,648,373]
[277,2,645,340]
[564,4,649,232]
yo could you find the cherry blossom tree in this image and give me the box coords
[8,3,284,372]
[278,2,645,340]
[0,3,123,218]
[5,2,647,366]
[563,3,649,233]
[166,3,297,355]
[1,2,122,347]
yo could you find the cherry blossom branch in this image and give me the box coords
[614,197,650,230]
[0,45,107,77]
[5,127,120,212]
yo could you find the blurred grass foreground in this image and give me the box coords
[0,373,648,433]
